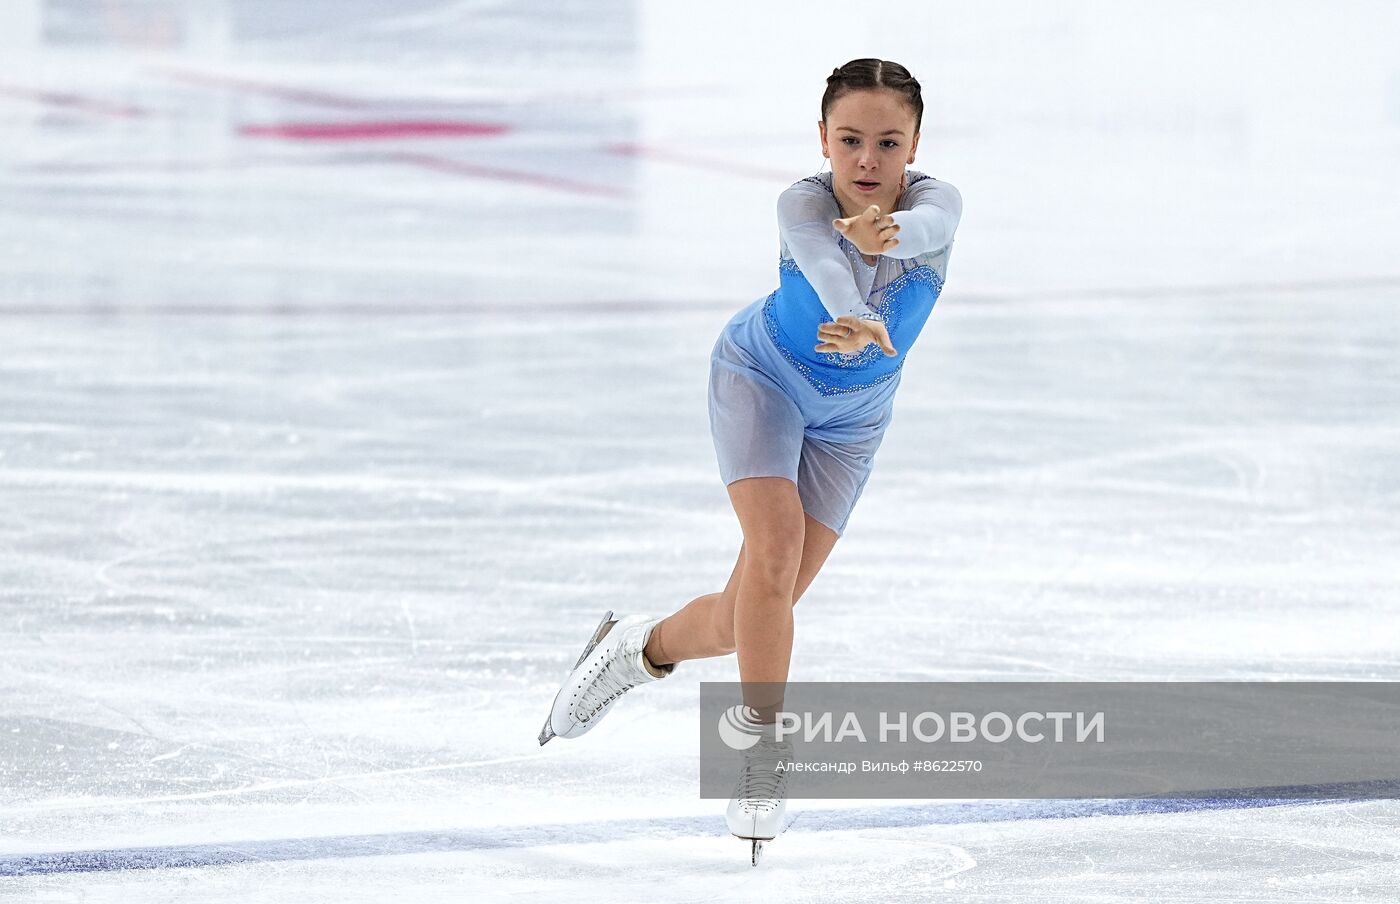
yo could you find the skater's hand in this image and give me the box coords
[833,204,900,257]
[815,315,897,356]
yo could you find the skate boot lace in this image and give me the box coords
[735,739,793,814]
[575,647,644,722]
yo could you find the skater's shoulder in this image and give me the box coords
[786,171,835,195]
[903,169,957,193]
[898,170,961,213]
[776,172,839,223]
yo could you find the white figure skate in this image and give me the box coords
[538,610,674,745]
[726,729,795,866]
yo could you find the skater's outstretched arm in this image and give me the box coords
[776,184,880,324]
[882,177,961,259]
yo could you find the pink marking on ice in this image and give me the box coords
[605,141,792,181]
[17,155,308,175]
[155,65,727,110]
[153,66,375,109]
[387,152,629,198]
[239,120,510,141]
[17,150,626,199]
[0,83,148,119]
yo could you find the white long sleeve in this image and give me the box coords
[776,183,874,323]
[886,178,961,259]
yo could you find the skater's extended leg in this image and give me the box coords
[644,512,840,666]
[642,546,746,665]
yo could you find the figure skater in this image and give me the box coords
[539,58,962,862]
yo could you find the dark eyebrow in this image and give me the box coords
[835,126,906,136]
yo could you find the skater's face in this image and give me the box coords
[819,88,920,217]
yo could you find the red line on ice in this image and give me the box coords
[604,142,792,181]
[239,121,510,141]
[0,83,148,119]
[152,66,375,109]
[386,152,629,198]
[15,150,626,198]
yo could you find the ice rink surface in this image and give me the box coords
[2,0,1400,900]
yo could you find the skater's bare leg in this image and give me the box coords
[644,511,839,666]
[726,476,807,721]
[642,547,745,666]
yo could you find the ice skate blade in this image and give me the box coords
[574,609,616,669]
[733,810,794,864]
[536,609,615,744]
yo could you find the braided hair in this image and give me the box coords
[821,58,923,134]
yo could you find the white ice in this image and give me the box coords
[2,0,1399,900]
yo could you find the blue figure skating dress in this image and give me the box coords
[708,168,962,535]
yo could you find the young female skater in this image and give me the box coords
[539,58,962,862]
